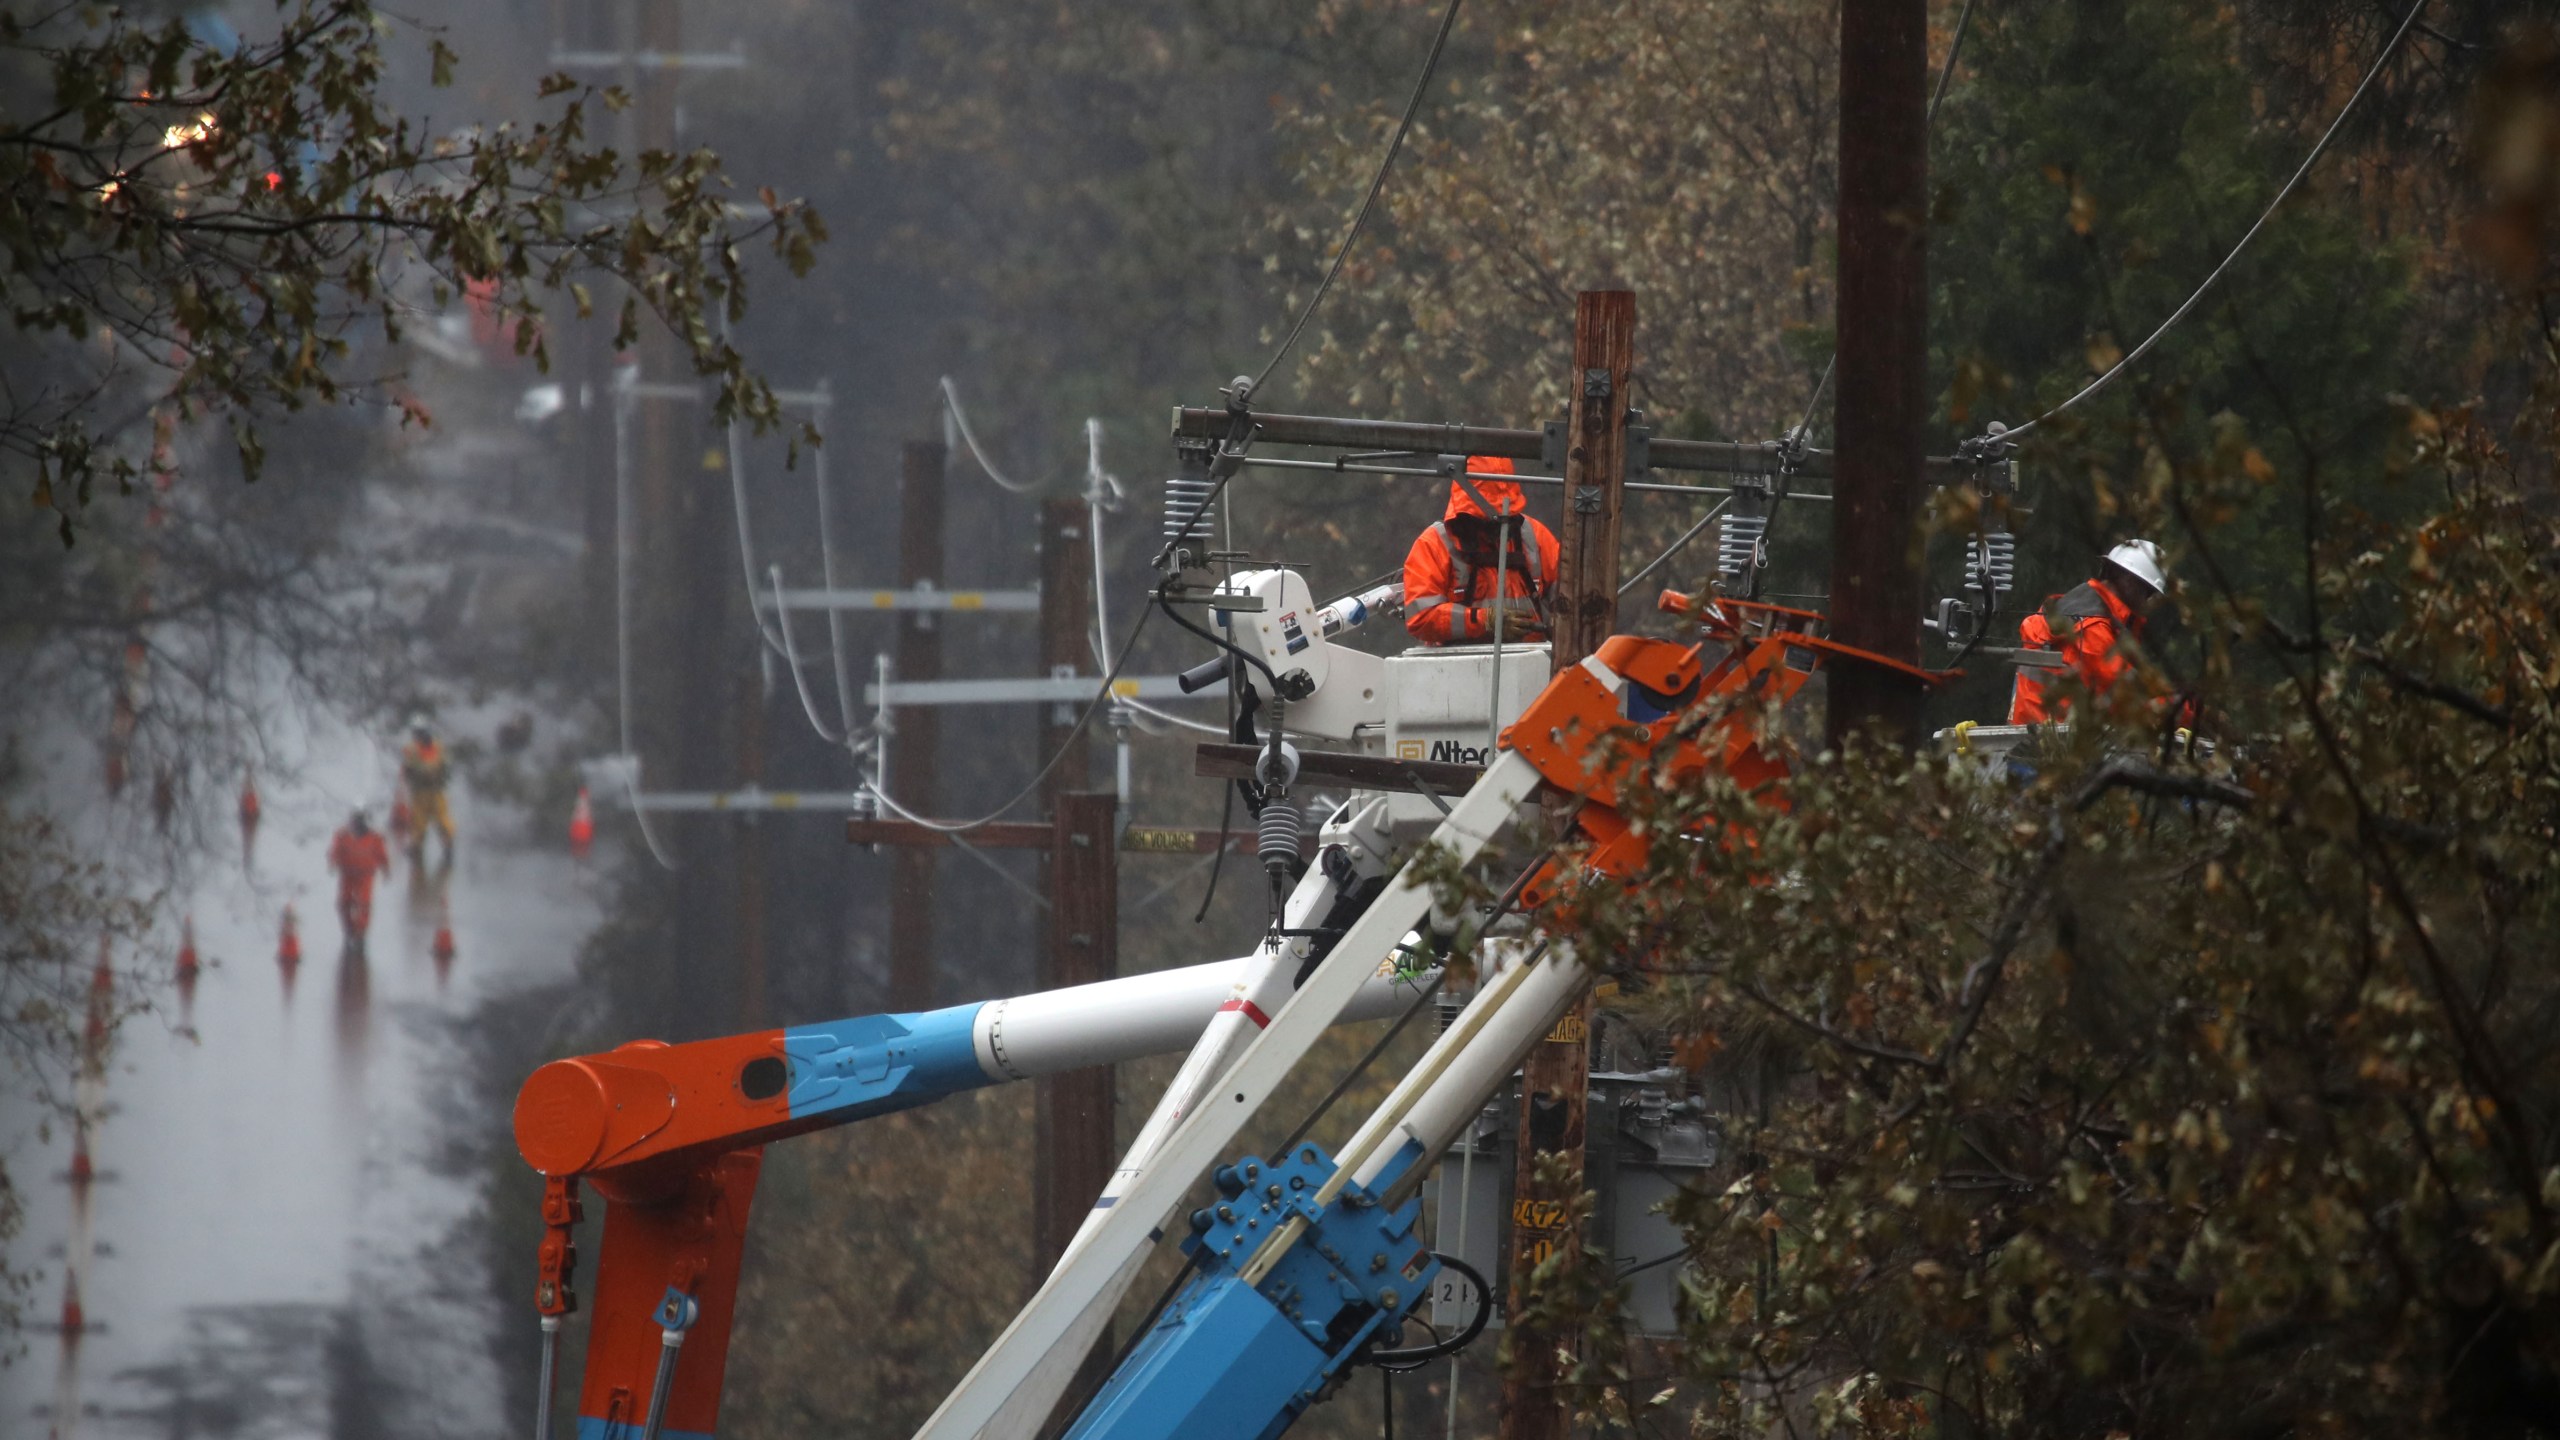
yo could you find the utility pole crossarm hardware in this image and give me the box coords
[1169,408,2004,486]
[760,587,1040,613]
[862,676,1198,707]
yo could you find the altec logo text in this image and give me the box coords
[1425,739,1492,766]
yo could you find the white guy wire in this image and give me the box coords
[940,376,1045,494]
[768,564,850,745]
[1086,420,1222,737]
[725,395,793,665]
[861,780,1055,910]
[611,373,679,871]
[805,387,864,748]
[1620,495,1735,597]
[859,597,1157,834]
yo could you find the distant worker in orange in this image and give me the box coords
[1402,456,1561,646]
[2009,539,2167,724]
[328,809,392,942]
[399,716,456,864]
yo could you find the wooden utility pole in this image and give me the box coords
[1033,791,1119,1268]
[1548,290,1636,663]
[1036,790,1120,1425]
[1500,288,1634,1440]
[1032,501,1103,1229]
[1829,0,1932,748]
[888,439,948,1011]
[628,0,744,1037]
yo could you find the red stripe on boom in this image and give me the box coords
[1217,998,1273,1029]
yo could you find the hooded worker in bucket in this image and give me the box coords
[1401,456,1561,645]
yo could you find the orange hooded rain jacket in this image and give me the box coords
[1401,457,1562,645]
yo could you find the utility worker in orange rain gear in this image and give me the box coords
[399,717,456,862]
[2009,539,2168,724]
[1402,456,1563,645]
[328,809,392,940]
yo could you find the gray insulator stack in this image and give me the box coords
[1164,471,1221,542]
[1965,530,2017,599]
[1257,798,1303,876]
[1716,512,1768,582]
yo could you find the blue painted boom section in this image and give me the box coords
[1064,1145,1441,1440]
[779,1002,991,1126]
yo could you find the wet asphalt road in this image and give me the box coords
[3,713,598,1439]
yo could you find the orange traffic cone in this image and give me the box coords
[430,906,456,972]
[67,1133,94,1190]
[568,787,595,860]
[60,1273,85,1342]
[175,916,199,977]
[277,904,302,967]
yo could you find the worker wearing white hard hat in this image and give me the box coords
[2008,539,2168,725]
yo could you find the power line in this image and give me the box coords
[1619,495,1734,597]
[610,378,681,871]
[1989,0,2429,444]
[1249,0,1466,398]
[861,598,1158,833]
[940,375,1046,494]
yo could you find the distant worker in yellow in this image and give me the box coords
[1402,456,1561,646]
[400,716,456,864]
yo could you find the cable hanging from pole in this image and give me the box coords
[939,376,1047,494]
[1966,0,2429,454]
[1249,0,1465,399]
[860,597,1158,834]
[610,375,680,871]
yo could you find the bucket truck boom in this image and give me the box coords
[922,618,1937,1440]
[511,955,1433,1440]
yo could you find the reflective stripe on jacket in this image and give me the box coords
[2009,579,2139,724]
[1402,464,1561,645]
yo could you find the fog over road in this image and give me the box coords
[4,710,598,1439]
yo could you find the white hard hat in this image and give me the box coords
[2104,539,2166,595]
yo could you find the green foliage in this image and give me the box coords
[1928,0,2418,639]
[0,1,823,540]
[1528,355,2560,1431]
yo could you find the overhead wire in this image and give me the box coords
[861,598,1157,833]
[804,396,866,748]
[1249,0,1466,399]
[767,564,851,746]
[940,375,1046,494]
[1619,495,1734,597]
[1085,421,1225,739]
[861,781,1054,910]
[610,376,679,871]
[1989,0,2430,443]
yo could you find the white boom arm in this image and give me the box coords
[913,749,1542,1440]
